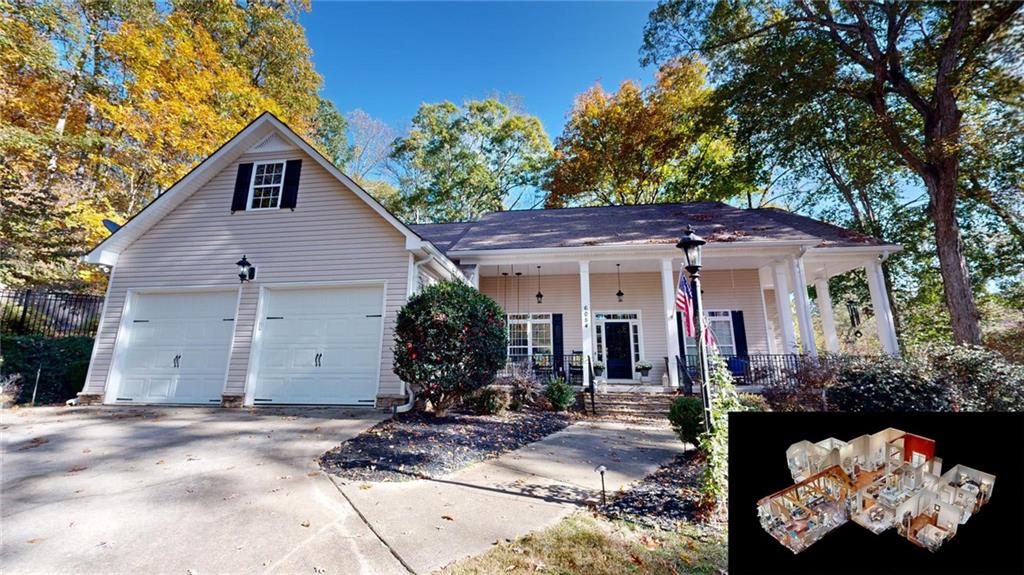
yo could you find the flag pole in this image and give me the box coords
[690,268,713,434]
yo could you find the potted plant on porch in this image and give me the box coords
[635,360,653,380]
[592,361,605,377]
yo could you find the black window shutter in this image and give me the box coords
[280,159,302,210]
[552,314,564,374]
[231,163,254,212]
[731,310,749,357]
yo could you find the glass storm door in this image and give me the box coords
[604,321,633,379]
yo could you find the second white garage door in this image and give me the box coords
[252,285,384,406]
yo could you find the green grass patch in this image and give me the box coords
[439,513,726,575]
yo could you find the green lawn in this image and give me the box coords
[439,513,726,575]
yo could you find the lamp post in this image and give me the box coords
[676,227,711,433]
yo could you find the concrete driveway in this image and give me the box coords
[0,406,406,575]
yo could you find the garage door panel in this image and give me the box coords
[254,286,384,405]
[114,291,236,404]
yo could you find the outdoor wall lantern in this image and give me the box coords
[615,263,625,302]
[535,265,544,304]
[676,226,711,433]
[236,255,256,283]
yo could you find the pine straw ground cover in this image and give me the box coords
[319,409,574,482]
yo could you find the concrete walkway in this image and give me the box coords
[336,420,683,574]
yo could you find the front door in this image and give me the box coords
[604,321,633,379]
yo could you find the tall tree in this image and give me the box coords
[643,0,1024,344]
[312,99,351,169]
[546,57,753,207]
[390,99,551,222]
[345,108,396,183]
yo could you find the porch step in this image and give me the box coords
[585,391,680,421]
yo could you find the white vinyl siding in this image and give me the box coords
[84,147,411,402]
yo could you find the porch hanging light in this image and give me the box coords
[616,263,624,302]
[236,255,256,283]
[515,271,522,313]
[502,270,509,310]
[535,266,544,304]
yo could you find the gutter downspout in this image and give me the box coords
[394,255,432,414]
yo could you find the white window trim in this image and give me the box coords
[684,308,737,356]
[506,313,553,358]
[246,160,288,211]
[593,310,644,383]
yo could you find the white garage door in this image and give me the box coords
[114,291,236,404]
[252,285,384,406]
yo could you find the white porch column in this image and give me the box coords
[814,277,840,353]
[579,260,593,388]
[866,259,899,356]
[468,265,480,290]
[660,257,681,389]
[790,256,818,358]
[772,262,798,354]
[758,267,778,354]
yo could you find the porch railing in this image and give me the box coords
[498,354,586,386]
[677,353,812,389]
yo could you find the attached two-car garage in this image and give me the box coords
[109,285,385,406]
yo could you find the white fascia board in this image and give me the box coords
[809,245,903,255]
[450,240,817,263]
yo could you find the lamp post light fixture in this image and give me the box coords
[535,265,544,304]
[595,465,608,505]
[676,227,712,433]
[236,255,256,283]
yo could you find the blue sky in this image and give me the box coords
[302,1,657,139]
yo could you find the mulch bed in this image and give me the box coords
[319,409,574,482]
[600,449,708,531]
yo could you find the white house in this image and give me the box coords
[79,113,900,407]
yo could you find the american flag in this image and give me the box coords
[675,266,718,350]
[675,267,696,337]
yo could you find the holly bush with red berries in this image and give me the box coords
[393,280,507,416]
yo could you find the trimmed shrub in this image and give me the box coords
[761,361,832,412]
[0,335,93,404]
[668,396,704,446]
[737,392,771,412]
[928,344,1024,411]
[824,354,954,412]
[393,281,507,416]
[464,386,511,415]
[496,372,545,409]
[544,376,576,411]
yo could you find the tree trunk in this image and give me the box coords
[926,172,982,344]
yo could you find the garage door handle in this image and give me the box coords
[173,354,181,368]
[315,352,321,367]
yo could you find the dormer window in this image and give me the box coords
[248,161,286,209]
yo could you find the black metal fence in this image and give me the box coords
[0,289,104,338]
[679,353,810,389]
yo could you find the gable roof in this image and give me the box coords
[412,202,896,254]
[84,112,431,265]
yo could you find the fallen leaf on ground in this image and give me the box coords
[26,538,44,544]
[300,520,310,528]
[156,460,165,465]
[441,515,454,521]
[67,466,87,474]
[306,471,320,477]
[19,437,48,451]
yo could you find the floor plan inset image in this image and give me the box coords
[756,428,995,554]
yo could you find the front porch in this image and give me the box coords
[464,247,898,394]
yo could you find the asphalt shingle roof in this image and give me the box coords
[411,202,892,254]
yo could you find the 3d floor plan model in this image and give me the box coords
[756,428,995,554]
